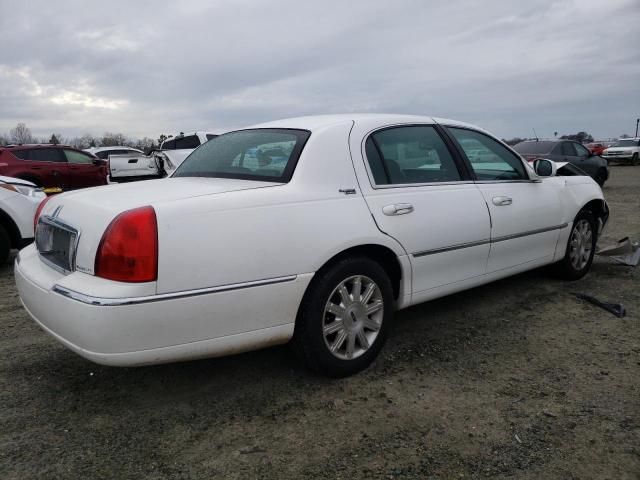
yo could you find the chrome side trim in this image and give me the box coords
[413,238,491,257]
[52,275,298,306]
[491,223,569,243]
[411,223,569,258]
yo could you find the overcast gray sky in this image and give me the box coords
[1,0,638,141]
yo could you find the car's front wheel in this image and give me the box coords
[554,210,597,280]
[293,257,394,377]
[594,168,607,187]
[631,153,638,166]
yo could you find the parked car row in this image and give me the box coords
[512,139,610,186]
[0,145,108,190]
[15,114,609,377]
[0,132,219,192]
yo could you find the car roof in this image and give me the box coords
[245,113,484,132]
[85,146,143,153]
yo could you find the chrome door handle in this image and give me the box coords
[492,196,512,206]
[382,203,414,216]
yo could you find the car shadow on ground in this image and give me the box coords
[7,261,572,406]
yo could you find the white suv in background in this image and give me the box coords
[602,138,640,165]
[0,176,46,263]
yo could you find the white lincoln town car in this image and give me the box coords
[15,114,608,377]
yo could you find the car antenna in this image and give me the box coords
[532,128,539,142]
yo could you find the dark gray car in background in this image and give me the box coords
[513,140,609,186]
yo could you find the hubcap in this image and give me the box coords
[569,219,593,270]
[323,275,384,360]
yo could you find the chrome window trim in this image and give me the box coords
[52,275,298,306]
[368,178,543,190]
[359,123,540,190]
[412,223,569,258]
[36,215,81,274]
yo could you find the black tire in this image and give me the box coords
[292,256,394,377]
[0,224,10,265]
[554,210,597,280]
[594,168,607,187]
[632,153,639,166]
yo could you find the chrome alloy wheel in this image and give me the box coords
[569,219,593,270]
[322,275,384,360]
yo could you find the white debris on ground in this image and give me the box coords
[596,237,640,267]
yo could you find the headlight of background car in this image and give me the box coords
[0,183,46,198]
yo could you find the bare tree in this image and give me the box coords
[10,123,34,144]
[133,137,157,153]
[0,133,9,146]
[100,132,129,147]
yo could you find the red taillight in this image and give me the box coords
[95,206,158,283]
[34,196,52,230]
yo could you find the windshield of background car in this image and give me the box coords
[173,129,311,182]
[512,141,555,154]
[614,139,639,147]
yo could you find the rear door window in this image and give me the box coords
[366,126,462,185]
[574,143,590,157]
[561,142,577,156]
[29,148,65,162]
[163,136,200,150]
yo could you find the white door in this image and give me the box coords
[445,127,566,272]
[351,124,492,297]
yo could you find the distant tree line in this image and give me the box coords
[502,130,632,146]
[0,122,175,154]
[0,123,632,152]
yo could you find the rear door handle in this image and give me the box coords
[382,203,414,216]
[492,196,512,206]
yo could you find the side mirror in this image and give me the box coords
[533,158,557,177]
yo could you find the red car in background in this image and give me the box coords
[0,144,107,190]
[585,142,607,156]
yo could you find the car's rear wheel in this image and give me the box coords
[0,224,10,265]
[293,257,394,377]
[594,168,607,187]
[554,210,597,280]
[631,153,639,166]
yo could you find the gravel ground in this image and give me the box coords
[1,167,638,479]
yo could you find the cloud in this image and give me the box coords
[0,0,638,140]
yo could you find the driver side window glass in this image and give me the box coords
[574,143,589,157]
[64,149,94,164]
[447,128,526,181]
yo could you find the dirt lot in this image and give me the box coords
[1,167,638,480]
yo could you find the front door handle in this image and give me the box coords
[492,196,512,206]
[382,203,414,216]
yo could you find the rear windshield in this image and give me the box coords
[173,128,311,182]
[162,135,201,150]
[512,141,556,154]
